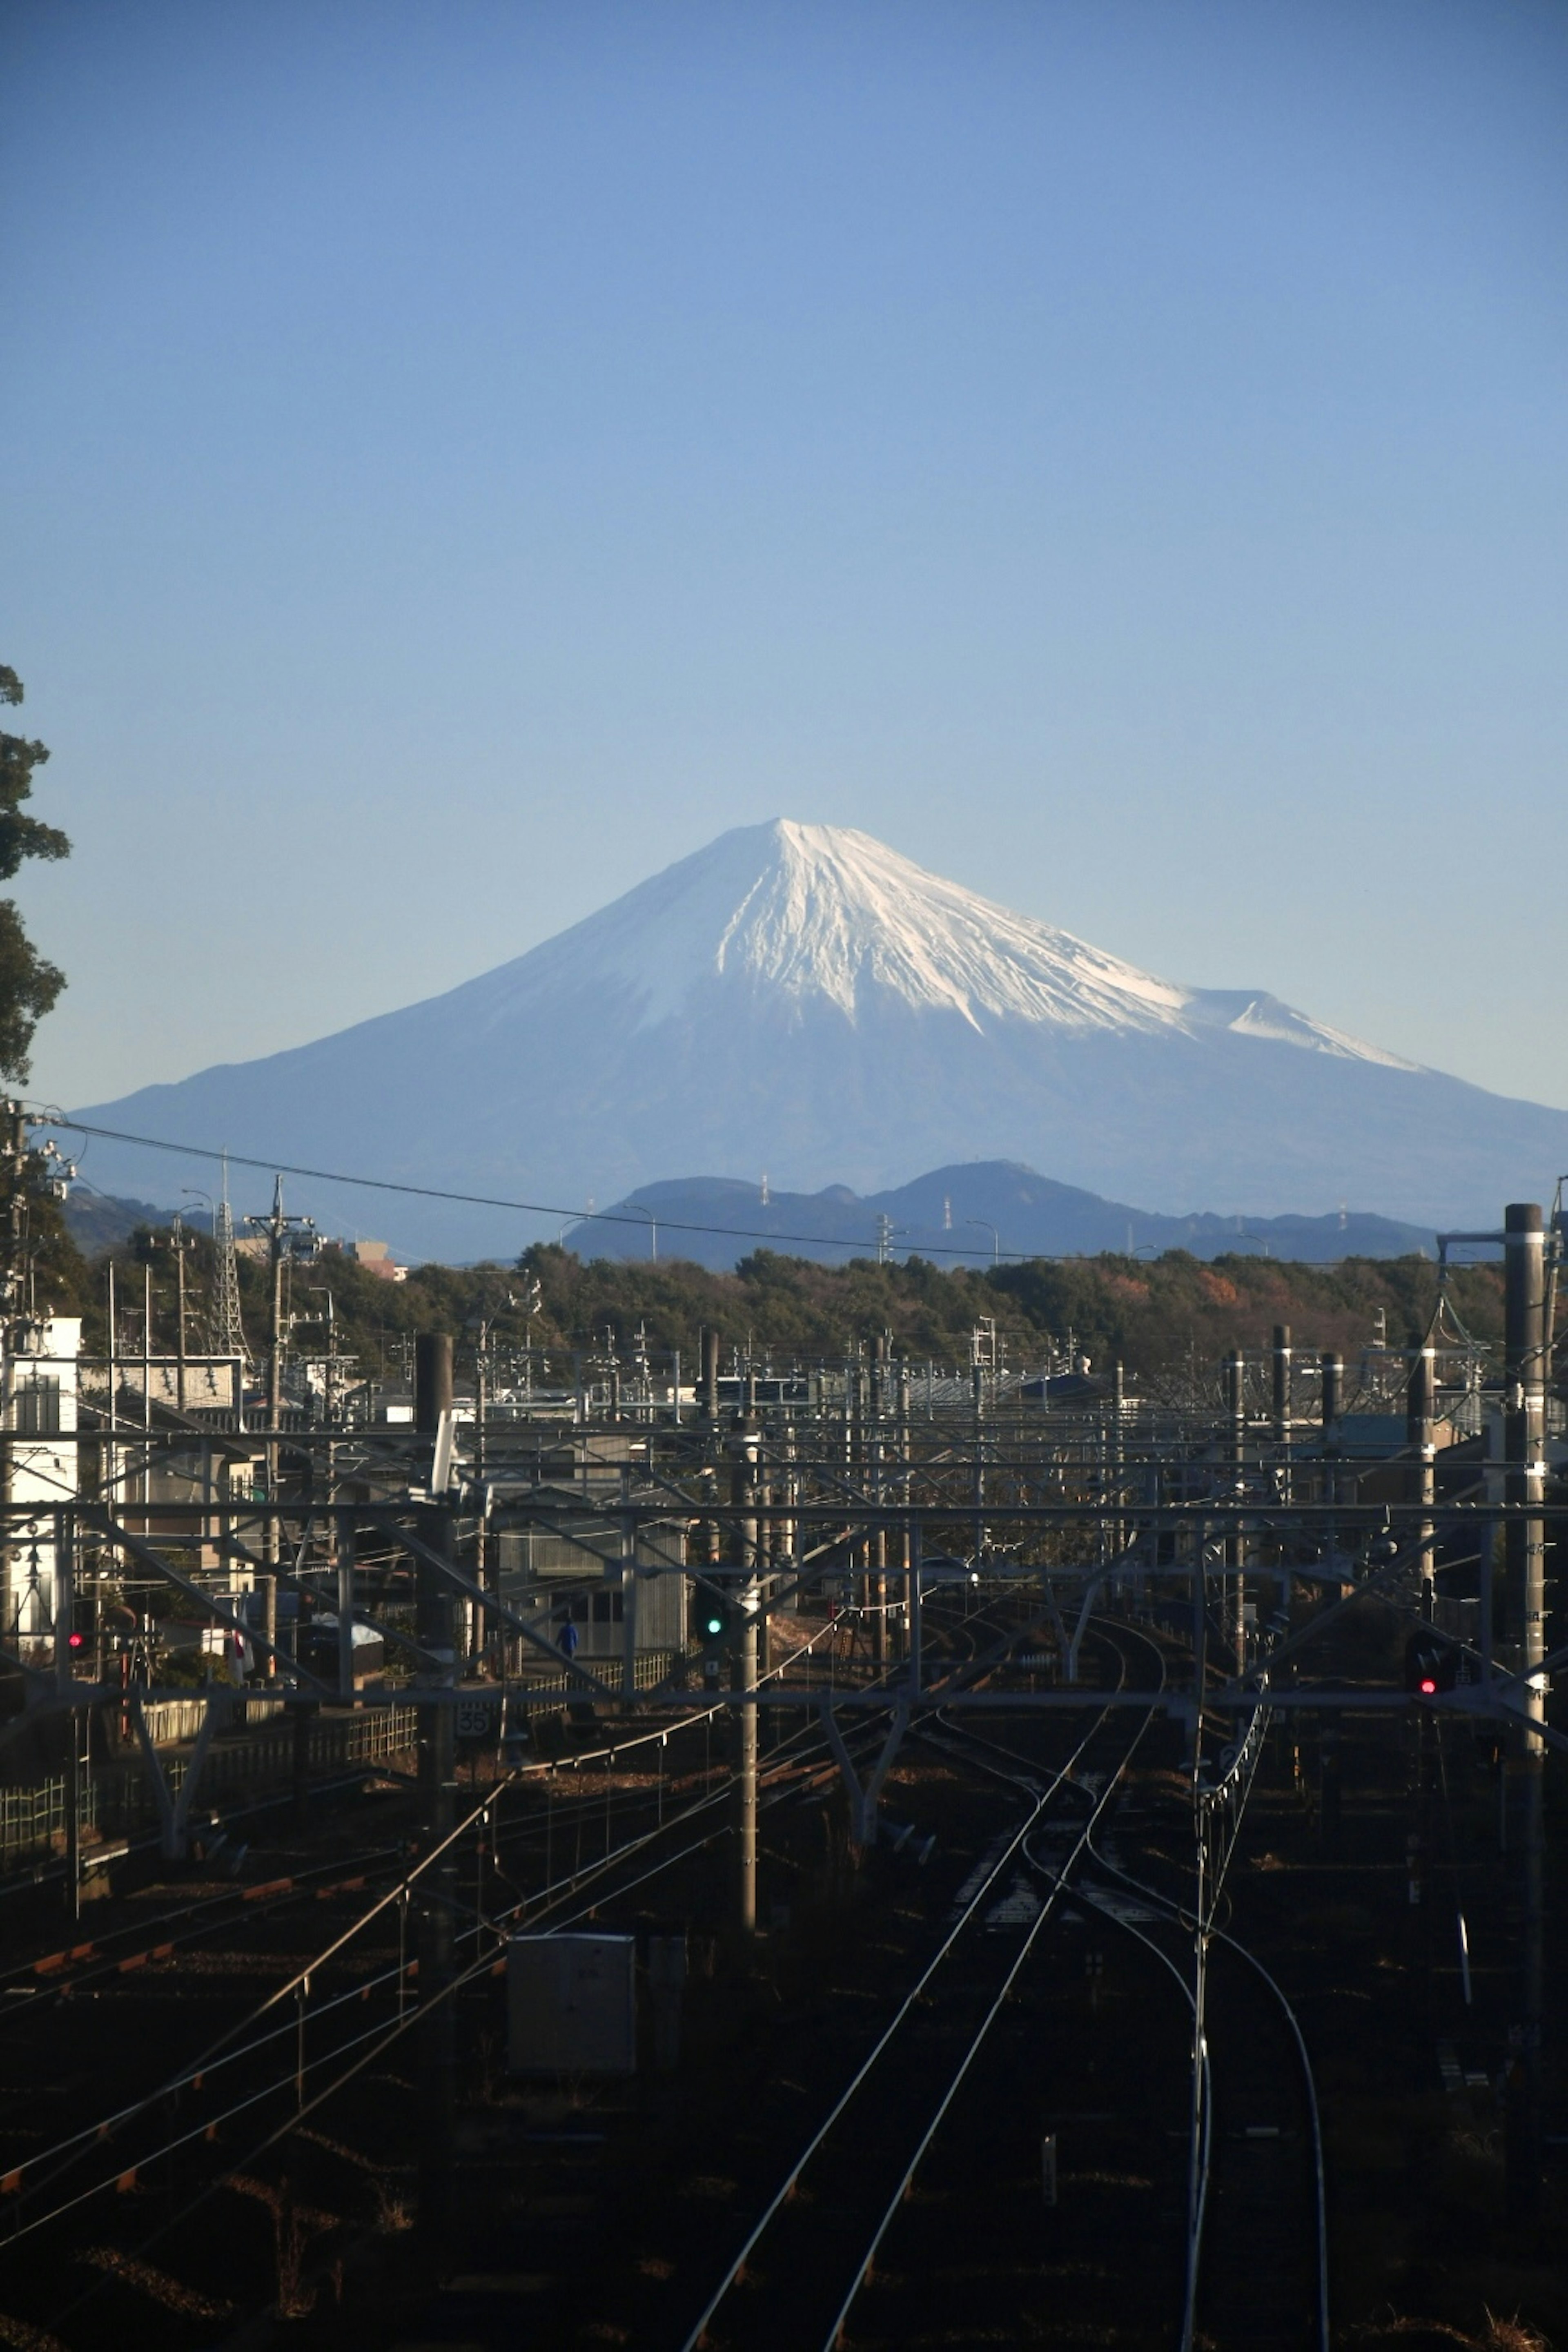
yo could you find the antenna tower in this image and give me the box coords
[207,1157,249,1364]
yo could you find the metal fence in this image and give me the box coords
[0,1702,422,1872]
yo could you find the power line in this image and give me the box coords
[36,1111,1051,1267]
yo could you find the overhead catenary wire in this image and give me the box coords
[14,1674,907,2316]
[4,1619,856,2223]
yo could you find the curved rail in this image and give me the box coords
[815,1686,1160,2352]
[677,1626,1157,2352]
[1087,1831,1328,2352]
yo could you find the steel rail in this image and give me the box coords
[813,1626,1164,2352]
[0,1843,412,2016]
[910,1613,1238,2351]
[7,1682,914,2281]
[1042,1840,1214,2352]
[1,1648,905,2234]
[1081,1828,1330,2352]
[675,1632,1141,2352]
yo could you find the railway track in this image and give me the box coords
[0,1612,957,2352]
[0,1590,1074,2350]
[672,1622,1164,2352]
[1079,1797,1329,2352]
[0,1610,864,2022]
[967,1610,1330,2352]
[880,1613,1328,2352]
[13,1594,1332,2352]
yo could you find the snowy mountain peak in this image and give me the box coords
[71,817,1565,1257]
[495,818,1414,1066]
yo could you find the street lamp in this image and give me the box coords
[967,1219,1000,1267]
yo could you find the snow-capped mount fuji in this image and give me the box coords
[502,818,1412,1059]
[65,820,1568,1260]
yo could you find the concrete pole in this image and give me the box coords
[57,1514,79,1920]
[1224,1351,1245,1665]
[1503,1203,1546,2215]
[1272,1323,1292,1508]
[336,1522,356,1701]
[54,1510,74,1699]
[0,1103,26,1637]
[896,1360,911,1660]
[175,1225,188,1416]
[1109,1359,1126,1570]
[415,1494,457,2229]
[871,1336,888,1673]
[728,1409,760,1939]
[1320,1351,1341,1434]
[265,1211,285,1570]
[1402,1332,1439,2004]
[735,1592,758,1939]
[1321,1353,1343,1592]
[105,1258,117,1521]
[780,1420,798,1600]
[908,1515,923,1693]
[415,1332,454,1436]
[142,1264,152,1525]
[1272,1325,1291,1441]
[1406,1330,1436,1590]
[1190,1520,1208,1775]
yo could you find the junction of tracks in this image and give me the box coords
[0,1248,1563,2350]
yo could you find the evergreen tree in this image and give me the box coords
[0,666,69,1081]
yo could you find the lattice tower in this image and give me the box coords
[207,1163,249,1364]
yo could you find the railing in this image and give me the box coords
[0,1702,422,1871]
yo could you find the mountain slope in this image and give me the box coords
[62,820,1568,1258]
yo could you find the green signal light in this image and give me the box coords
[704,1612,724,1636]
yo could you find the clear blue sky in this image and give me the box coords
[5,0,1566,1125]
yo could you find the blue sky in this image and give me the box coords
[4,0,1566,1125]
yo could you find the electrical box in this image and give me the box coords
[1041,2133,1058,2207]
[508,1933,637,2076]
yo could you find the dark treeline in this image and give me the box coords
[41,1207,1510,1392]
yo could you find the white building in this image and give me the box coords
[3,1314,81,1647]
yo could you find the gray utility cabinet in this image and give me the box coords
[508,1933,637,2076]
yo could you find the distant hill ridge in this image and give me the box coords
[566,1160,1433,1270]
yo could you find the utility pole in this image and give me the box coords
[1503,1203,1546,2216]
[0,1102,27,1635]
[728,1403,761,1939]
[1109,1359,1126,1572]
[246,1179,315,1570]
[1406,1333,1439,2009]
[414,1334,457,2228]
[1224,1351,1246,1666]
[896,1356,911,1664]
[56,1512,80,1920]
[0,1106,68,1625]
[870,1334,889,1673]
[1406,1328,1436,1575]
[1272,1323,1292,1510]
[155,1214,197,1414]
[1321,1352,1343,1591]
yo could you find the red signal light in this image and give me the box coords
[1419,1675,1437,1696]
[67,1630,86,1650]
